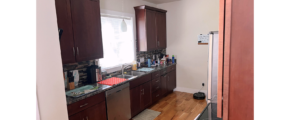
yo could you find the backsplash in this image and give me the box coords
[136,49,166,60]
[63,60,95,86]
[63,49,166,85]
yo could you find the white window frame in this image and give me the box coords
[98,9,136,73]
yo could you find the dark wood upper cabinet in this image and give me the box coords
[55,0,76,64]
[156,12,167,49]
[70,0,103,62]
[145,9,157,51]
[134,5,167,51]
[55,0,103,64]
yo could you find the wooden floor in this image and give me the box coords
[149,91,207,120]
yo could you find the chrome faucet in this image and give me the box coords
[121,64,132,76]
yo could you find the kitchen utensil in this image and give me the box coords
[87,65,97,84]
[67,71,75,90]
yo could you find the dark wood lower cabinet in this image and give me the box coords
[82,101,107,120]
[168,70,176,92]
[130,86,141,117]
[130,81,152,118]
[140,81,152,110]
[160,74,168,96]
[68,101,107,120]
[69,112,82,120]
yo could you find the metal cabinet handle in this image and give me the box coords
[77,47,79,56]
[158,41,160,46]
[73,47,75,56]
[80,103,88,108]
[143,89,145,95]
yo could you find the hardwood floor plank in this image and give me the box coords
[148,91,207,120]
[171,111,183,120]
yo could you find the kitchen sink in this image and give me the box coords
[124,71,146,76]
[116,75,137,79]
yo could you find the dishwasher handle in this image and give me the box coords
[106,83,129,97]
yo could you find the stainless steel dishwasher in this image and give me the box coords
[106,83,131,120]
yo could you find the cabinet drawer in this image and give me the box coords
[151,70,161,79]
[152,77,161,87]
[67,92,105,116]
[152,82,161,92]
[167,65,176,72]
[130,73,152,89]
[152,89,161,103]
[160,68,168,75]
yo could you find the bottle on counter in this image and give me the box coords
[148,59,151,67]
[172,55,175,64]
[132,61,137,70]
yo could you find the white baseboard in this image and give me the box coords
[174,87,208,99]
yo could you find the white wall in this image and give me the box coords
[100,0,157,14]
[157,0,219,93]
[37,0,68,119]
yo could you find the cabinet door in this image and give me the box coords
[173,70,176,89]
[146,9,157,51]
[70,0,103,62]
[166,74,171,94]
[168,70,176,92]
[55,0,76,64]
[140,81,152,110]
[156,12,167,49]
[130,86,141,117]
[81,101,107,120]
[69,112,82,120]
[161,74,168,96]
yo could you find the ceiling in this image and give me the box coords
[143,0,181,4]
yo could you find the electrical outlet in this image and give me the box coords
[140,57,145,63]
[202,83,205,86]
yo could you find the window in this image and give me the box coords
[99,14,135,72]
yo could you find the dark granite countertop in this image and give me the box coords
[66,63,176,105]
[197,103,223,120]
